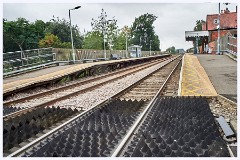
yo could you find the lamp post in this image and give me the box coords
[69,6,81,63]
[125,34,128,58]
[217,3,220,55]
[103,19,107,59]
[99,9,111,60]
[93,9,114,60]
[150,40,152,56]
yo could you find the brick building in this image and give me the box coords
[185,7,237,55]
[202,9,237,54]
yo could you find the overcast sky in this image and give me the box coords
[2,1,238,51]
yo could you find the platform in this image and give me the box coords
[3,54,170,95]
[179,54,218,96]
[197,54,237,102]
[3,63,93,94]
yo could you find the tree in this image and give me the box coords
[114,32,126,50]
[91,8,118,50]
[82,31,103,49]
[114,26,131,50]
[3,18,31,52]
[130,13,160,51]
[45,16,83,49]
[166,46,176,54]
[151,34,160,51]
[193,20,205,47]
[3,18,46,52]
[39,33,72,48]
[194,20,205,31]
[24,20,47,49]
[39,33,62,48]
[3,16,84,52]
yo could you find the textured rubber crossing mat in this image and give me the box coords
[21,99,144,157]
[123,97,230,157]
[3,107,78,151]
[3,106,21,116]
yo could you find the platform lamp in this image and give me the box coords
[103,19,113,59]
[69,6,81,63]
[125,34,128,58]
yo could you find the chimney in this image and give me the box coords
[236,6,237,13]
[224,7,230,13]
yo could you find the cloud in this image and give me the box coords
[3,2,237,50]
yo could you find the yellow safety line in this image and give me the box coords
[180,54,217,96]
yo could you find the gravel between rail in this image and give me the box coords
[52,56,179,110]
[3,58,169,111]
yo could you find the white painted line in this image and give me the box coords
[178,54,185,96]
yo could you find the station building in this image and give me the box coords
[185,7,237,55]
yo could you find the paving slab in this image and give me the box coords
[196,54,237,102]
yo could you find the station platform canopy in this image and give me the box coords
[185,31,209,41]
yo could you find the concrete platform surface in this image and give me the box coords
[197,54,237,102]
[180,54,218,97]
[3,63,93,94]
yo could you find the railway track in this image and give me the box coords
[120,58,181,101]
[160,59,181,97]
[3,56,172,119]
[4,56,182,157]
[4,57,168,103]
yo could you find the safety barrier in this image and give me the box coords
[227,35,237,57]
[3,48,56,73]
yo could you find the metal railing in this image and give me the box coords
[3,47,162,75]
[227,35,237,57]
[3,48,56,73]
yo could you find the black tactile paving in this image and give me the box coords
[229,146,237,157]
[21,99,144,157]
[123,97,230,157]
[3,106,22,116]
[3,106,78,151]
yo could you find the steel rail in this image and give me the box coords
[3,57,172,121]
[4,58,168,106]
[111,57,182,157]
[8,56,181,157]
[3,54,170,96]
[160,58,182,96]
